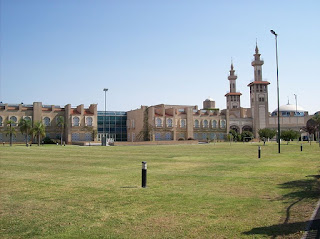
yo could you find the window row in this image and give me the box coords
[154,118,226,129]
[0,115,93,127]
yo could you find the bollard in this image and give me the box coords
[258,146,261,159]
[142,161,147,188]
[301,144,303,152]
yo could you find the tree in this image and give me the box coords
[4,120,16,146]
[258,128,277,141]
[31,121,46,146]
[280,129,299,144]
[19,118,32,146]
[241,131,254,142]
[56,116,65,145]
[312,114,320,141]
[229,129,238,142]
[92,129,97,141]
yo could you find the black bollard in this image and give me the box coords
[142,161,147,188]
[258,146,261,159]
[301,144,303,152]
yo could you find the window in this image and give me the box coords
[85,133,92,141]
[180,119,186,128]
[73,116,80,126]
[72,133,80,141]
[258,70,261,76]
[155,132,161,141]
[194,120,200,128]
[259,97,265,102]
[203,120,209,128]
[86,117,93,126]
[167,118,173,127]
[131,119,135,128]
[202,133,207,140]
[24,116,32,122]
[212,120,217,128]
[220,120,226,128]
[0,116,2,127]
[193,133,198,139]
[10,116,17,126]
[156,118,162,127]
[43,117,51,126]
[165,132,172,140]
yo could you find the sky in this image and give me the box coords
[1,0,319,114]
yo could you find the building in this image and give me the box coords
[127,44,318,142]
[97,111,127,142]
[127,102,228,142]
[0,102,97,144]
[226,44,315,138]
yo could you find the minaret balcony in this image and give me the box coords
[251,59,264,66]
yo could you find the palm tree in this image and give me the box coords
[4,120,16,146]
[31,121,46,146]
[56,116,65,145]
[19,118,32,146]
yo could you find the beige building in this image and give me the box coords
[128,44,318,141]
[0,102,97,144]
[127,102,228,142]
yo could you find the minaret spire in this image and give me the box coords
[225,61,241,109]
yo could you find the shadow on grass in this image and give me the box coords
[243,175,320,238]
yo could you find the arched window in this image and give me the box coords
[0,116,2,127]
[24,116,32,122]
[220,120,226,128]
[86,117,93,126]
[156,118,162,127]
[180,119,186,128]
[167,118,173,127]
[203,120,209,128]
[212,120,217,128]
[43,117,50,126]
[73,116,80,126]
[194,120,200,128]
[10,116,17,126]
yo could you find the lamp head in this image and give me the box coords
[103,88,108,92]
[270,30,277,36]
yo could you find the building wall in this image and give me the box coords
[0,102,97,144]
[127,104,227,142]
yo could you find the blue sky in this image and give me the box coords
[1,0,319,114]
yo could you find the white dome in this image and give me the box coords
[273,104,306,113]
[205,98,214,102]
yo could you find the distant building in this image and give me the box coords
[127,44,318,141]
[0,102,97,144]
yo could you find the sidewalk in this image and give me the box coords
[303,199,320,239]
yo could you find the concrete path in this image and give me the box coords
[302,199,320,239]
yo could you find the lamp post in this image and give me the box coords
[294,94,298,131]
[270,30,281,153]
[103,88,108,146]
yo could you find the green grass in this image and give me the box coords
[0,142,319,238]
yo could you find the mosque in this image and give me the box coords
[127,44,317,141]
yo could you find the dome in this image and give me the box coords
[272,104,306,113]
[205,97,214,102]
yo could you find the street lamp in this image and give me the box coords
[103,88,108,146]
[270,30,281,153]
[294,94,298,133]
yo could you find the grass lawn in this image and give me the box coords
[0,142,319,238]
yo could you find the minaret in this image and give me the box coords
[248,43,270,137]
[225,61,242,109]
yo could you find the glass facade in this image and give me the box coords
[97,111,127,141]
